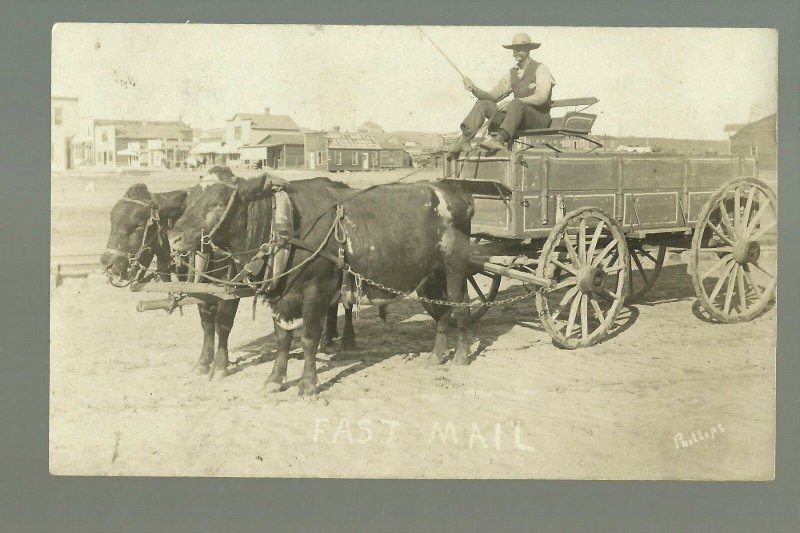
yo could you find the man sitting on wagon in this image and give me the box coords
[447,33,556,159]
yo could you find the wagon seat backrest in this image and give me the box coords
[515,97,599,138]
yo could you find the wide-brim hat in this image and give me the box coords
[502,32,541,50]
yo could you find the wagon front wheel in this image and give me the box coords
[536,207,630,349]
[691,177,777,322]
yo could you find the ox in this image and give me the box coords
[168,173,474,396]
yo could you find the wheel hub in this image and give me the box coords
[733,240,760,265]
[578,266,607,293]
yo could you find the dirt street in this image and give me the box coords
[50,169,776,479]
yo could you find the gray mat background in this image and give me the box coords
[1,0,798,531]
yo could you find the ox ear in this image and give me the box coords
[157,190,189,220]
[125,183,150,200]
[237,175,270,203]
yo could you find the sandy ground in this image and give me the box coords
[50,169,776,479]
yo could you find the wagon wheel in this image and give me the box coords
[536,207,630,349]
[465,271,502,323]
[691,177,777,323]
[604,243,667,303]
[419,271,501,324]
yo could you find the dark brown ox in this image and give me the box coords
[169,173,474,396]
[99,167,241,379]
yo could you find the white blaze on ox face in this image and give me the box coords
[432,188,456,254]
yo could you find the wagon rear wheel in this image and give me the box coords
[691,177,777,322]
[536,207,630,349]
[605,243,667,303]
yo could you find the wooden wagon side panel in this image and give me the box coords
[620,157,684,229]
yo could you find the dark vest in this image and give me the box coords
[510,59,552,114]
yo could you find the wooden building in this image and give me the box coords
[304,132,381,172]
[727,114,776,170]
[240,133,305,169]
[72,119,192,169]
[51,96,80,171]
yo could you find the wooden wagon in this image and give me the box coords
[133,98,777,349]
[442,97,777,347]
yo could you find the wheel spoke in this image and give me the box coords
[593,238,618,266]
[580,294,589,342]
[604,264,625,274]
[742,186,756,229]
[565,291,582,339]
[749,220,776,242]
[745,201,770,237]
[706,220,735,246]
[718,200,736,237]
[723,264,737,315]
[734,186,741,233]
[578,219,587,264]
[709,261,736,301]
[702,254,733,279]
[737,266,748,313]
[742,266,763,299]
[599,287,618,301]
[551,258,578,276]
[552,285,581,321]
[587,222,605,263]
[468,276,486,301]
[554,278,578,291]
[562,231,582,267]
[750,261,775,279]
[631,250,649,284]
[589,294,605,322]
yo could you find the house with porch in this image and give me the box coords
[304,132,381,172]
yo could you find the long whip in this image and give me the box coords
[417,27,467,81]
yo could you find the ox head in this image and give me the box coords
[169,173,286,255]
[100,184,187,283]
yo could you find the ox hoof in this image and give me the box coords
[297,378,319,397]
[263,381,283,394]
[208,366,229,381]
[451,354,470,366]
[421,353,445,367]
[192,362,211,375]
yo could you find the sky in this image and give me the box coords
[52,24,777,139]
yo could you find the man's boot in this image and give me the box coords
[446,131,475,161]
[479,131,509,155]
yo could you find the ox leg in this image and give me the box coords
[420,274,449,365]
[264,319,292,394]
[446,269,471,366]
[341,306,356,351]
[208,298,239,380]
[297,293,328,397]
[193,303,216,374]
[320,305,338,351]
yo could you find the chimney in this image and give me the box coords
[332,125,341,133]
[264,108,270,115]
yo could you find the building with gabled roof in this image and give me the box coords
[304,132,381,172]
[240,132,306,170]
[727,114,776,170]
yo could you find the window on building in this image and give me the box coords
[316,151,323,165]
[351,151,358,165]
[101,132,108,142]
[371,152,378,165]
[750,145,758,156]
[335,152,342,165]
[54,107,62,126]
[235,127,242,141]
